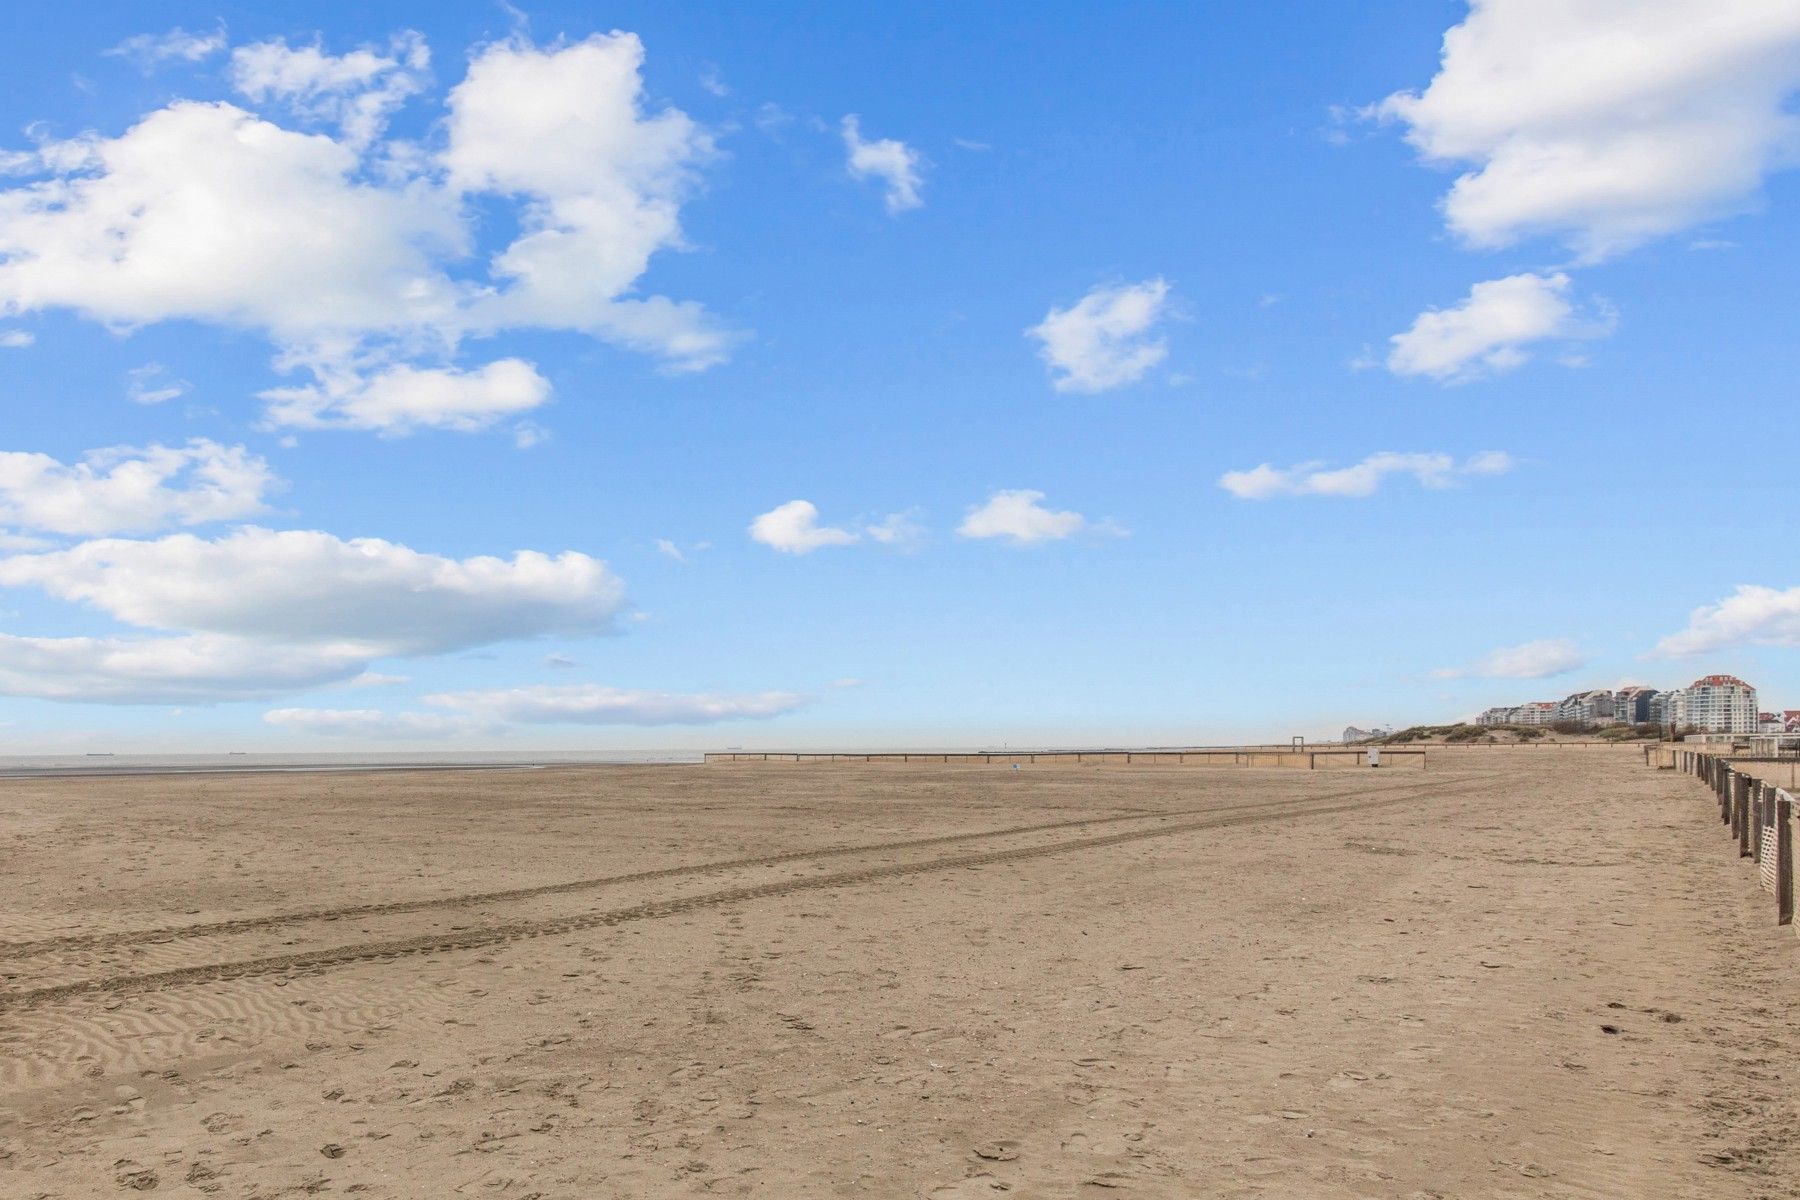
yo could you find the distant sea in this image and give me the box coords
[0,751,703,779]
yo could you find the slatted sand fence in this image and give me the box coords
[1663,746,1799,928]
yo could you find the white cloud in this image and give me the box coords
[1654,584,1800,656]
[0,99,464,341]
[0,527,621,653]
[0,31,733,436]
[126,362,188,405]
[754,103,792,136]
[260,358,550,434]
[424,683,806,725]
[957,489,1099,545]
[865,509,924,546]
[443,34,733,369]
[1433,638,1586,681]
[750,500,860,554]
[107,26,227,70]
[656,538,709,562]
[1375,1,1800,261]
[1028,279,1171,393]
[0,633,369,703]
[0,440,277,536]
[0,330,32,348]
[1387,272,1613,382]
[841,115,924,213]
[265,707,485,739]
[230,31,430,150]
[1219,450,1513,500]
[0,527,625,702]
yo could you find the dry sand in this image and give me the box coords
[2,750,1797,1197]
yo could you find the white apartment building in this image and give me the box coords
[1682,674,1758,734]
[1513,701,1558,726]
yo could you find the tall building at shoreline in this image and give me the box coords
[1682,675,1758,733]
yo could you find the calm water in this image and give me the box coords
[0,751,703,778]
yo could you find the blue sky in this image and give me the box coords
[1,1,1798,750]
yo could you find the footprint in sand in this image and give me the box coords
[971,1140,1020,1162]
[115,1165,158,1191]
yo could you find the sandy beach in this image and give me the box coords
[3,750,1797,1197]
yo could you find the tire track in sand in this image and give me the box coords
[0,779,1477,1012]
[0,778,1423,958]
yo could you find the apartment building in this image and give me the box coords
[1614,686,1658,723]
[1514,701,1558,726]
[1682,674,1758,734]
[1557,689,1619,725]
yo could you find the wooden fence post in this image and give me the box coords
[1740,777,1754,858]
[1779,796,1794,927]
[1721,767,1733,824]
[1736,774,1749,848]
[1754,784,1767,864]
